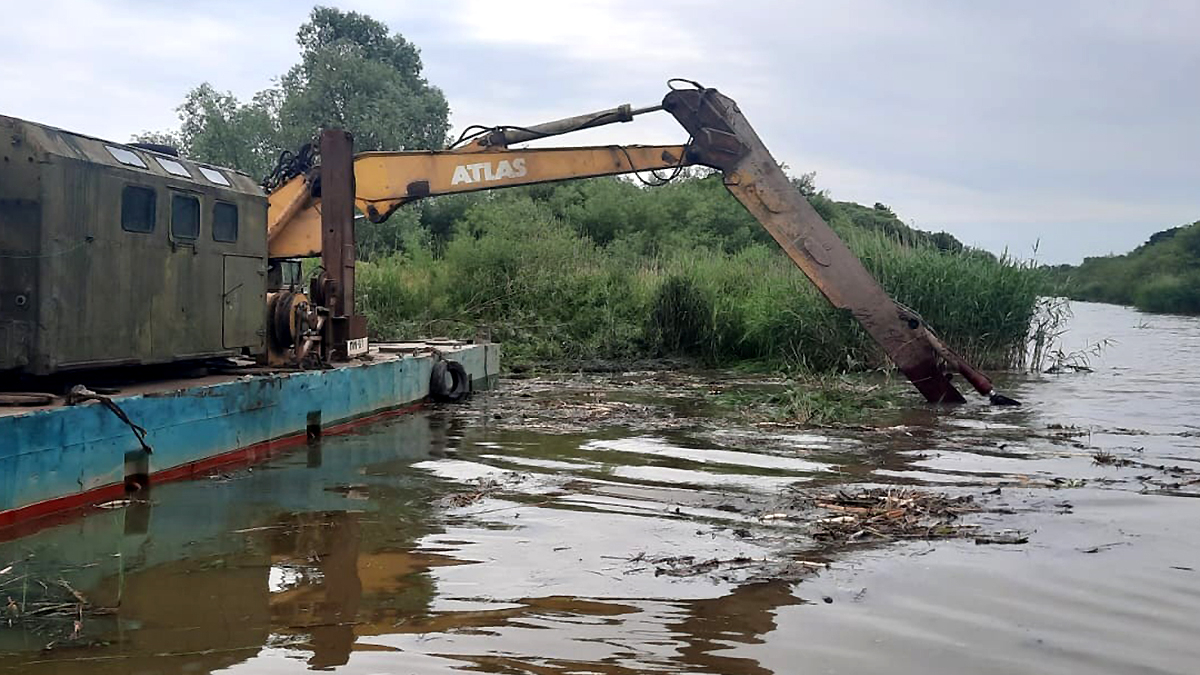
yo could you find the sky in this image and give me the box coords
[2,0,1197,264]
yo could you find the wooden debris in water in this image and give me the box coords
[0,569,116,646]
[442,479,503,508]
[807,488,983,543]
[650,555,756,577]
[975,531,1031,545]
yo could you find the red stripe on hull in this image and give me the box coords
[0,402,425,540]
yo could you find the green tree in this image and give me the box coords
[276,6,449,153]
[151,84,280,178]
[134,84,279,178]
[790,171,819,198]
[138,6,449,179]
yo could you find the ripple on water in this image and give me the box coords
[582,436,834,473]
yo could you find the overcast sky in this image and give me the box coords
[3,0,1196,263]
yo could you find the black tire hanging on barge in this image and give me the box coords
[430,360,471,403]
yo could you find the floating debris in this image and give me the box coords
[439,476,531,508]
[0,570,115,647]
[1092,451,1134,467]
[442,480,502,508]
[651,555,756,578]
[806,488,984,543]
[975,531,1030,545]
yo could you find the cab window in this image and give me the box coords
[213,202,238,242]
[171,194,200,239]
[198,166,231,186]
[121,185,156,233]
[107,145,147,169]
[154,156,192,179]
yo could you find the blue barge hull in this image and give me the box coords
[0,341,498,528]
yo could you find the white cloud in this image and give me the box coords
[0,0,303,139]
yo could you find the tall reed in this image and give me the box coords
[357,204,1046,372]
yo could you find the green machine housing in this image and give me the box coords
[0,114,269,377]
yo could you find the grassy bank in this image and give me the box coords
[1049,220,1200,315]
[356,174,1046,374]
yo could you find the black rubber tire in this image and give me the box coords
[430,360,471,403]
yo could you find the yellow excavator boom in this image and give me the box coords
[267,145,690,258]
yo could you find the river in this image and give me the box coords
[0,300,1197,674]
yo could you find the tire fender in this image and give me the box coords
[430,359,471,403]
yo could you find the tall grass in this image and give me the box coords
[356,196,1047,372]
[846,227,1044,369]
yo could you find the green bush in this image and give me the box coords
[1057,220,1200,315]
[1133,273,1200,314]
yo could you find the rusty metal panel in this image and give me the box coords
[663,88,965,404]
[223,254,266,349]
[320,129,356,319]
[319,129,366,361]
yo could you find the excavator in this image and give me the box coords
[262,80,1017,406]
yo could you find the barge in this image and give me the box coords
[0,341,498,529]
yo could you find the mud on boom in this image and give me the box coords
[265,80,1014,405]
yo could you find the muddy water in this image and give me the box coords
[1,301,1198,674]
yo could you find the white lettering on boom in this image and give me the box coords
[450,158,527,186]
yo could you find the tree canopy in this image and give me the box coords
[136,6,449,180]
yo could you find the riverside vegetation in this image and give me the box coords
[355,172,1047,377]
[140,7,1051,418]
[1049,220,1200,315]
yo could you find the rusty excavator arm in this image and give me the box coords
[265,81,1016,406]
